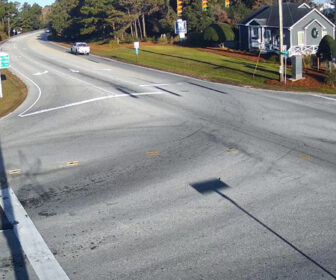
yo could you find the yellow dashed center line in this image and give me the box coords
[227,148,239,153]
[8,169,22,175]
[147,151,160,156]
[66,161,79,167]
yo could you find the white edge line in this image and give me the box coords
[21,91,163,117]
[139,84,169,87]
[0,186,70,279]
[309,94,336,102]
[9,66,42,118]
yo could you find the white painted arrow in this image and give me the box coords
[33,70,48,76]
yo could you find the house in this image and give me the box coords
[238,2,335,56]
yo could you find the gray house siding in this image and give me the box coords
[238,6,335,54]
[291,10,334,46]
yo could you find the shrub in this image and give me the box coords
[217,23,235,41]
[185,32,205,47]
[157,34,168,43]
[317,35,335,61]
[302,54,314,69]
[264,53,279,63]
[326,68,336,87]
[203,26,219,43]
[204,23,235,44]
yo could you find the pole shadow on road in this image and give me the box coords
[187,82,228,95]
[190,178,336,279]
[0,141,29,280]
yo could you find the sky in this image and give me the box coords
[17,0,54,7]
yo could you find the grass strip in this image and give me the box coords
[92,45,282,88]
[0,70,27,118]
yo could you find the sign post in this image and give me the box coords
[134,41,139,63]
[0,52,10,98]
[281,50,289,84]
[174,19,187,41]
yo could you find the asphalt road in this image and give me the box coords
[0,31,335,280]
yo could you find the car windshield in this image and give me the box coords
[77,43,87,47]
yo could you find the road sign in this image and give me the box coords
[0,52,9,69]
[281,50,289,56]
[0,52,9,98]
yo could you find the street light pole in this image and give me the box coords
[334,0,336,64]
[279,0,284,82]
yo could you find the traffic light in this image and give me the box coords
[225,0,230,7]
[202,0,208,11]
[177,0,183,17]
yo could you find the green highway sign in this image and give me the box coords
[0,52,9,69]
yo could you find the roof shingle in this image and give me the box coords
[239,3,312,28]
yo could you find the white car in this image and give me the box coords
[71,42,90,55]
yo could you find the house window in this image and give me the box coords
[298,31,304,45]
[265,30,271,43]
[251,27,259,40]
[322,30,327,38]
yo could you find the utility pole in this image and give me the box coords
[278,0,284,82]
[334,0,336,65]
[7,16,10,38]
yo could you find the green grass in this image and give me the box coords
[92,45,286,88]
[0,70,27,118]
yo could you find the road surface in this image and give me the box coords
[0,31,335,280]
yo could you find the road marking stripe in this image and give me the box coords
[9,66,42,118]
[32,70,48,76]
[20,91,163,117]
[69,69,79,73]
[66,161,79,167]
[0,186,70,279]
[140,84,169,87]
[147,151,160,156]
[227,148,239,153]
[8,169,22,175]
[299,154,311,160]
[309,94,336,102]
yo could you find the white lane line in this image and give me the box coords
[21,91,163,117]
[33,70,48,76]
[0,186,69,279]
[309,94,336,102]
[16,52,133,97]
[9,66,42,118]
[95,68,112,71]
[139,83,169,87]
[69,68,79,73]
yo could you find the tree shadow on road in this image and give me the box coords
[190,178,336,279]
